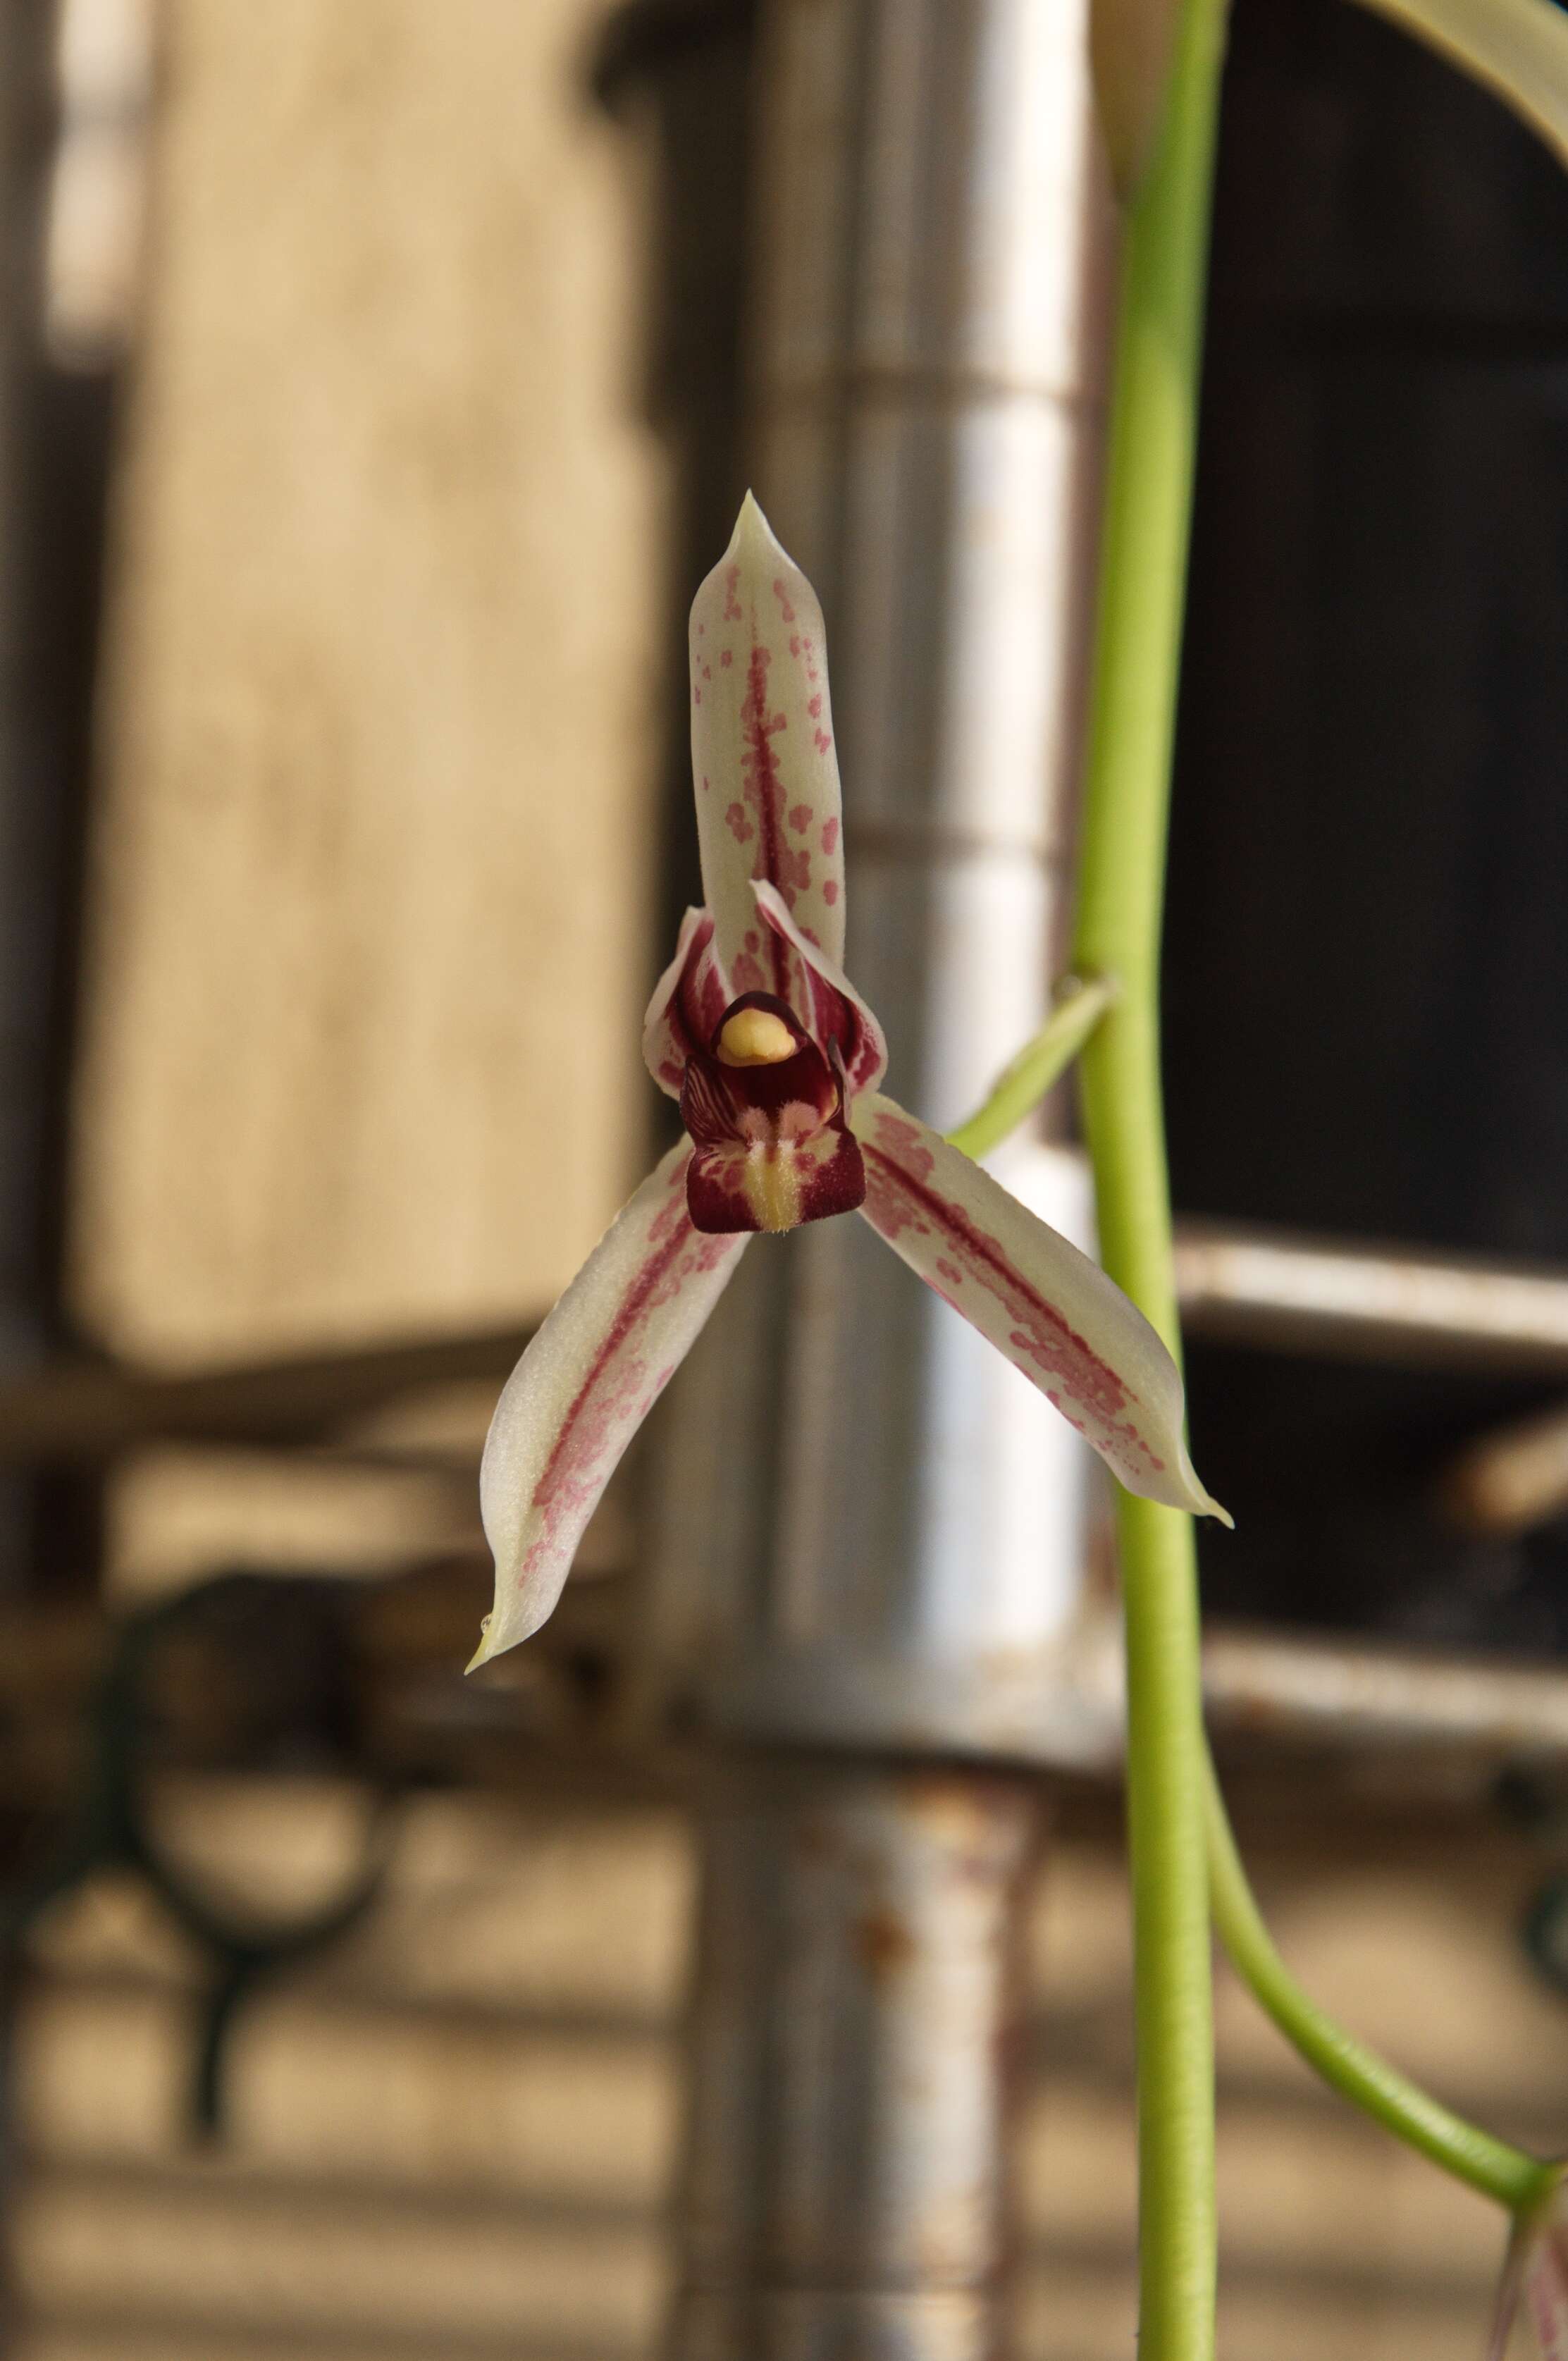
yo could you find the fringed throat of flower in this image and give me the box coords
[680,992,865,1235]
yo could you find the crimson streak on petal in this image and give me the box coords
[752,880,888,1099]
[739,644,796,1002]
[475,1142,748,1663]
[851,1093,1230,1522]
[643,908,729,1099]
[690,495,847,983]
[474,494,1228,1676]
[860,1128,1131,1428]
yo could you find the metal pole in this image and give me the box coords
[652,0,1116,1761]
[1173,1219,1568,1370]
[654,4,1115,2353]
[667,1764,1040,2361]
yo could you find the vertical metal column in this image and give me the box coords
[655,4,1115,2355]
[669,1765,1040,2361]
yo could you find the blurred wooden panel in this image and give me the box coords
[16,2173,665,2354]
[26,2341,578,2361]
[103,1445,479,1596]
[25,1783,696,2018]
[70,0,667,1362]
[13,1789,1567,2358]
[1014,2262,1494,2361]
[23,1988,677,2200]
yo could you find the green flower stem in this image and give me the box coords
[946,0,1555,2224]
[945,0,1562,2287]
[939,1010,1559,2221]
[944,976,1119,1161]
[939,996,1556,2224]
[1068,0,1230,2351]
[1204,1754,1551,2212]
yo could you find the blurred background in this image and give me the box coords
[2,0,1568,2355]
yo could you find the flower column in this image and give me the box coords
[650,2,1119,2353]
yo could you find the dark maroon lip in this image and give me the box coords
[686,1118,867,1235]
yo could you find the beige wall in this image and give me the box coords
[70,0,667,1365]
[13,1796,1559,2359]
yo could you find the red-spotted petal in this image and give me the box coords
[1493,2175,1568,2361]
[473,1142,748,1665]
[643,907,729,1099]
[1490,2221,1531,2361]
[850,1092,1230,1523]
[689,494,846,992]
[753,878,887,1101]
[1528,2221,1568,2361]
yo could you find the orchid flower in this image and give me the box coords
[1490,2172,1568,2361]
[470,496,1229,1670]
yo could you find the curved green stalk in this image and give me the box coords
[945,1017,1557,2226]
[944,1006,1558,2219]
[960,0,1559,2247]
[1204,1754,1550,2212]
[945,976,1118,1161]
[1068,0,1230,2350]
[940,1004,1560,2224]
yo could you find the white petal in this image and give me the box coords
[1349,0,1568,171]
[1526,2179,1568,2361]
[753,879,887,1100]
[851,1091,1230,1523]
[473,1143,749,1665]
[1486,2217,1530,2361]
[688,493,847,989]
[643,906,729,1098]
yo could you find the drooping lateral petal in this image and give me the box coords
[473,1142,749,1666]
[753,879,887,1100]
[1528,2224,1568,2361]
[689,493,847,991]
[1506,2181,1568,2361]
[1487,2216,1533,2361]
[643,907,729,1098]
[1349,0,1568,175]
[850,1092,1230,1523]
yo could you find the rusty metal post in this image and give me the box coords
[667,1766,1040,2361]
[653,3,1115,2355]
[652,0,1117,1759]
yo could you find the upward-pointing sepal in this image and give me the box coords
[689,493,848,990]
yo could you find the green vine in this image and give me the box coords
[937,0,1568,2329]
[1067,0,1233,2345]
